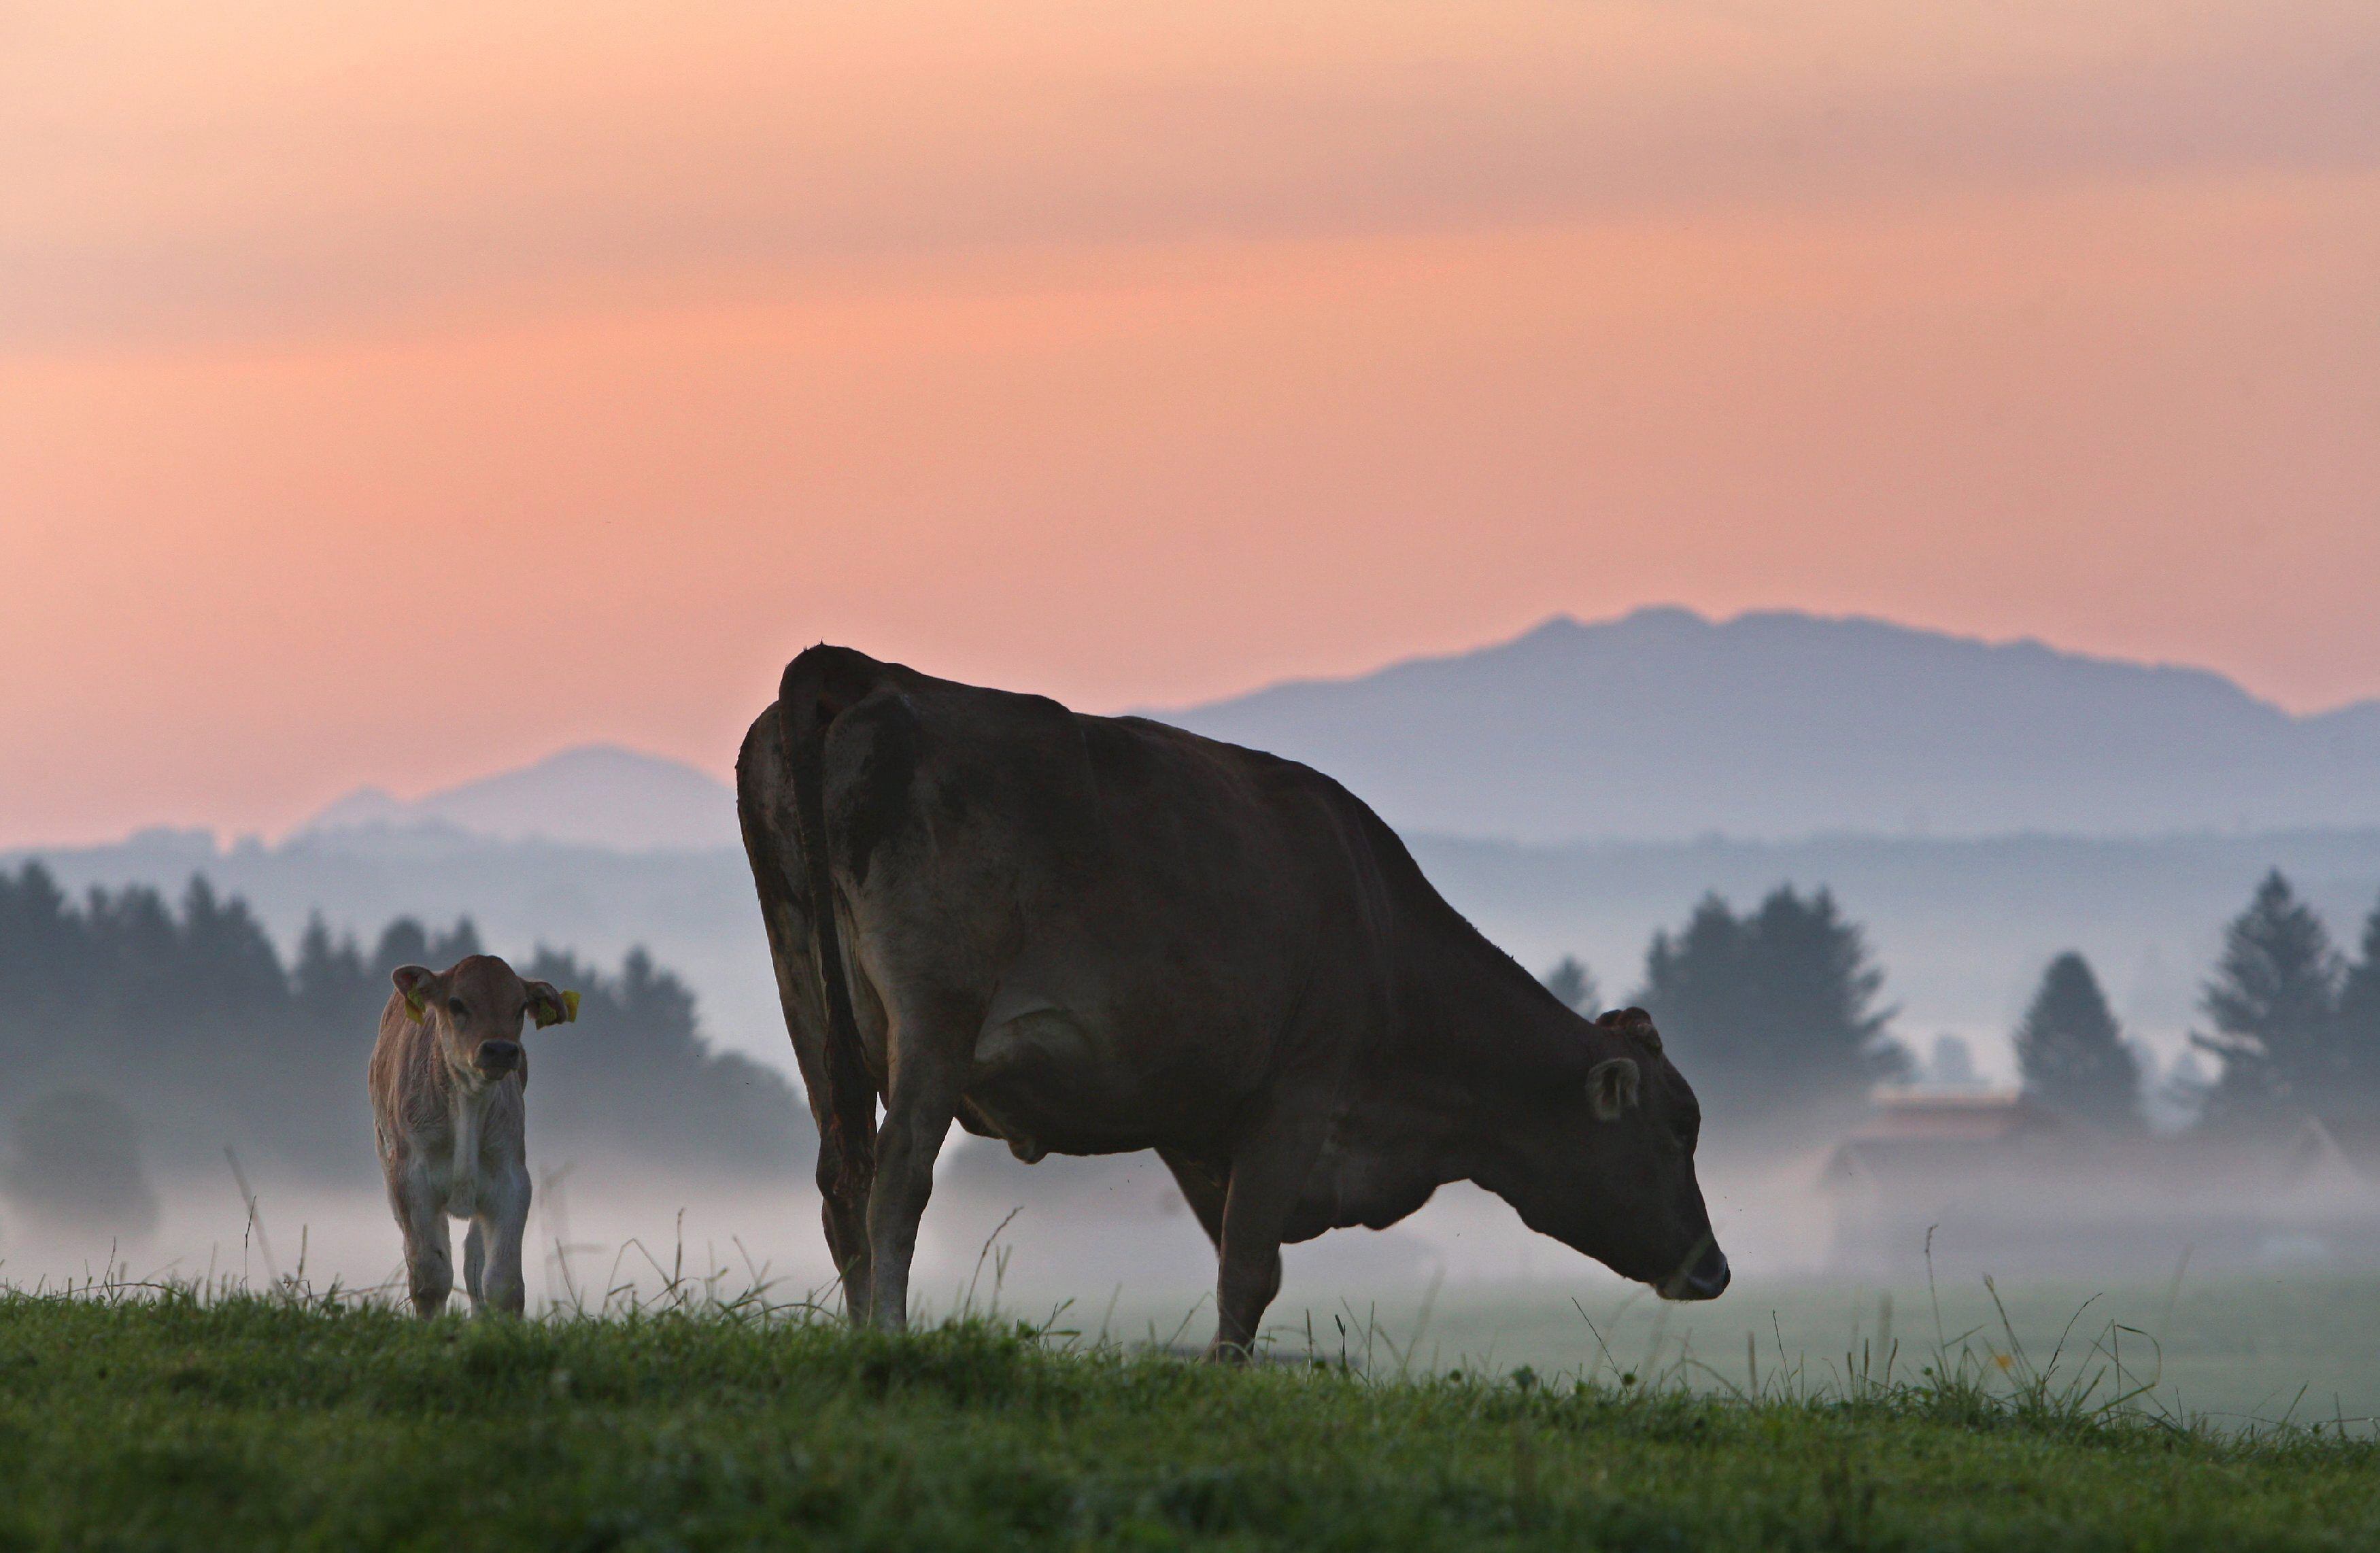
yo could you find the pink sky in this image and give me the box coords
[4,0,2377,847]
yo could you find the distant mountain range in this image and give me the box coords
[303,745,739,851]
[14,607,2373,1110]
[36,607,2380,1080]
[295,610,2380,851]
[1157,608,2380,843]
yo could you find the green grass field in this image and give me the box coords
[3,1283,2379,1551]
[1383,1272,2380,1433]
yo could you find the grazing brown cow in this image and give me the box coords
[368,955,578,1316]
[737,646,1729,1356]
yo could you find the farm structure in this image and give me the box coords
[1820,1089,2380,1279]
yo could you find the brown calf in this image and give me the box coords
[367,955,577,1316]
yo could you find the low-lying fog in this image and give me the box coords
[8,1141,2377,1431]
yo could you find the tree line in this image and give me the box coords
[1537,870,2380,1141]
[1537,887,1906,1142]
[9,852,2365,1210]
[0,863,808,1195]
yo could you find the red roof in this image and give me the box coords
[1850,1087,2046,1144]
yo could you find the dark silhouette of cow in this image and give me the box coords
[738,646,1727,1355]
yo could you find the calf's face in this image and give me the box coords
[392,956,577,1082]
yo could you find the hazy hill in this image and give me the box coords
[1157,608,2380,843]
[286,612,2380,853]
[304,745,738,852]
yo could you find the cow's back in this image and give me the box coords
[815,666,1403,1146]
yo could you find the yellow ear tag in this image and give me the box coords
[403,991,428,1023]
[562,989,581,1023]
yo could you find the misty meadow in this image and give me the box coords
[8,0,2378,1537]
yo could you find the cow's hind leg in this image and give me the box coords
[864,1005,971,1331]
[819,1156,873,1325]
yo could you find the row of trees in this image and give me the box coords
[0,862,806,1187]
[1992,872,2380,1133]
[1536,870,2380,1140]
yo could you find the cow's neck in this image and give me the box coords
[1421,925,1589,1078]
[1402,925,1592,1165]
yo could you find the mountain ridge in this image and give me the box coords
[290,609,2380,852]
[1152,607,2380,843]
[301,743,739,852]
[1217,609,2357,723]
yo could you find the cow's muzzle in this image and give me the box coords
[474,1040,523,1078]
[1656,1233,1731,1301]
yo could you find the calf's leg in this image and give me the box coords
[462,1222,486,1306]
[394,1184,454,1318]
[475,1170,530,1315]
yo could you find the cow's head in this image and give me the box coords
[392,955,579,1085]
[1489,1006,1729,1301]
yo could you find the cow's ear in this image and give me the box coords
[392,965,439,1023]
[1588,1057,1642,1122]
[525,981,580,1029]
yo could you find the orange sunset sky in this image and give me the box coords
[4,0,2377,848]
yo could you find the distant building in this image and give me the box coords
[1820,1087,2380,1280]
[2282,1116,2380,1195]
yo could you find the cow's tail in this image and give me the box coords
[778,644,889,1204]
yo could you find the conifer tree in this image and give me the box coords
[2332,894,2380,1114]
[1538,956,1599,1016]
[2013,952,2140,1128]
[2191,870,2343,1129]
[1637,885,1903,1119]
[292,914,371,1026]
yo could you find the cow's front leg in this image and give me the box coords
[864,1023,966,1331]
[1157,1148,1229,1251]
[475,1169,530,1316]
[1208,1114,1331,1361]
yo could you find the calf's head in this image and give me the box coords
[393,955,579,1082]
[1492,1007,1729,1301]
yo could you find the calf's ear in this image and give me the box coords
[1588,1057,1642,1121]
[392,965,439,1022]
[524,980,581,1029]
